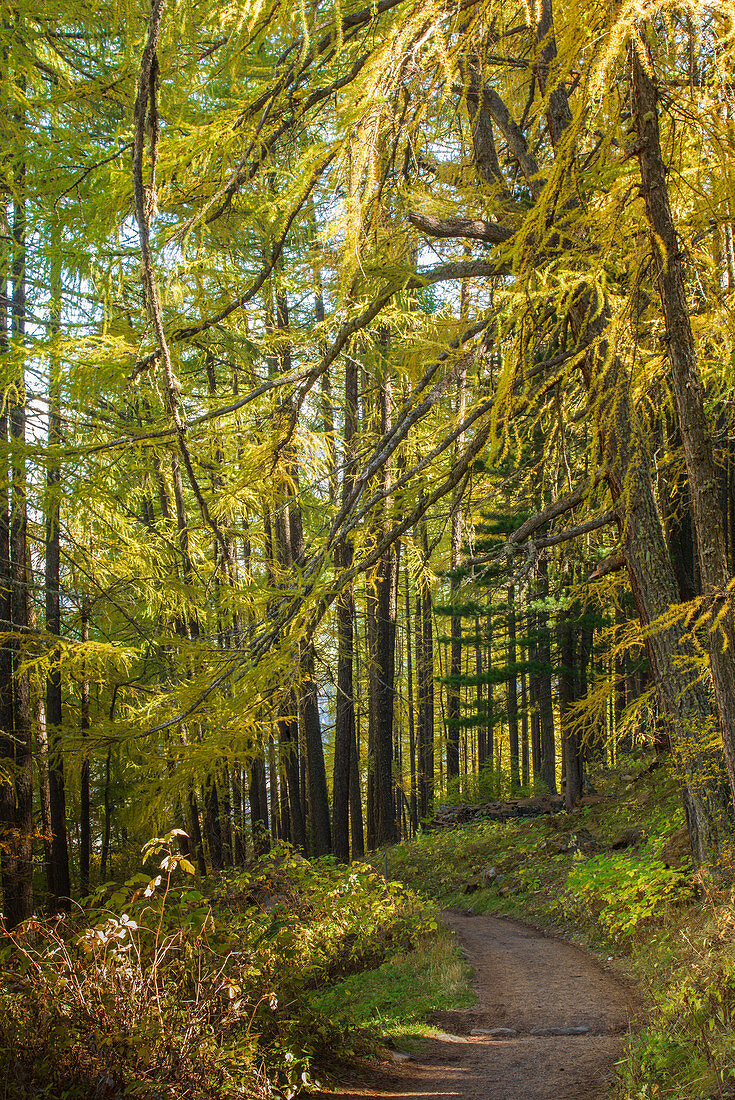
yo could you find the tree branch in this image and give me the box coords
[589,548,626,580]
[407,211,513,244]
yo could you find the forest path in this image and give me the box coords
[318,909,639,1100]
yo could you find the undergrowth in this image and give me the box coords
[0,836,446,1099]
[386,753,735,1099]
[5,753,734,1099]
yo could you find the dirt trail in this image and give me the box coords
[319,909,639,1100]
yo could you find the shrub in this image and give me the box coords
[0,836,434,1099]
[561,853,694,945]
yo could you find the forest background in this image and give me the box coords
[3,0,735,938]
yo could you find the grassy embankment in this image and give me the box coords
[386,754,735,1099]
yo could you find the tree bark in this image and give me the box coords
[203,773,223,871]
[5,175,33,926]
[559,588,582,809]
[367,362,399,846]
[0,202,19,924]
[447,353,467,781]
[537,556,557,794]
[406,565,418,834]
[333,353,359,861]
[300,647,331,855]
[250,755,270,853]
[417,525,435,820]
[632,41,735,807]
[45,231,71,909]
[80,598,91,896]
[507,586,520,792]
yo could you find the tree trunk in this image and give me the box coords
[300,647,331,855]
[187,788,207,875]
[632,42,735,808]
[530,613,541,783]
[203,774,223,871]
[6,178,33,926]
[367,365,399,846]
[537,556,557,793]
[100,747,112,879]
[250,756,270,854]
[447,355,467,781]
[416,535,435,820]
[0,205,19,924]
[219,765,234,867]
[80,598,91,896]
[333,353,359,861]
[475,614,486,771]
[507,586,520,792]
[406,565,418,834]
[559,589,582,809]
[485,608,495,787]
[520,661,530,788]
[45,232,71,909]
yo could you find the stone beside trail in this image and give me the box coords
[317,909,639,1100]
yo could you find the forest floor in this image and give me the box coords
[315,753,735,1098]
[317,909,638,1100]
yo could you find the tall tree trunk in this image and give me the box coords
[0,202,19,924]
[537,556,557,794]
[530,612,541,783]
[45,230,71,909]
[475,614,485,771]
[185,788,206,875]
[7,173,33,926]
[100,747,112,879]
[367,363,399,846]
[333,354,359,861]
[279,697,305,849]
[35,695,53,897]
[250,755,270,853]
[416,529,435,820]
[219,765,233,867]
[520,662,530,788]
[232,764,247,862]
[300,647,331,855]
[559,588,582,809]
[266,736,279,840]
[80,598,91,896]
[203,773,223,872]
[349,602,365,857]
[632,42,735,807]
[507,586,520,792]
[447,355,467,781]
[485,608,495,787]
[406,565,418,834]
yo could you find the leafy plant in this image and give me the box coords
[561,854,695,945]
[0,837,435,1099]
